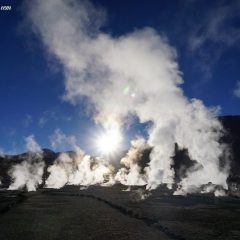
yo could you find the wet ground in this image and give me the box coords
[0,185,240,240]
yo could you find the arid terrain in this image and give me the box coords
[0,185,240,240]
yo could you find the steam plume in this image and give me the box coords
[23,0,229,193]
[46,147,114,188]
[115,138,148,186]
[8,135,44,191]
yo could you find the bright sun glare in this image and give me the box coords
[96,127,122,155]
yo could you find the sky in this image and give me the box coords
[0,0,240,154]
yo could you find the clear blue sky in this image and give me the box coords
[0,0,240,154]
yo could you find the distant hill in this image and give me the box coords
[219,116,240,175]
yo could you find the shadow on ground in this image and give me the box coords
[0,185,240,240]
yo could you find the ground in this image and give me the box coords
[0,185,240,240]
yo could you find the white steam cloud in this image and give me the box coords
[25,134,43,154]
[49,129,77,150]
[8,135,45,191]
[46,147,114,189]
[115,138,148,186]
[21,0,230,194]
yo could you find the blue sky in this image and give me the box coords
[0,0,240,154]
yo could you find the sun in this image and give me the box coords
[96,127,122,155]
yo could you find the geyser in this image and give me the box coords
[20,0,230,194]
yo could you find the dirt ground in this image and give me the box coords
[0,185,240,240]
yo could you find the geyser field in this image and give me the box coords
[13,0,232,194]
[1,0,240,239]
[0,115,240,239]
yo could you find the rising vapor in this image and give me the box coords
[46,147,114,188]
[8,135,45,191]
[14,0,230,195]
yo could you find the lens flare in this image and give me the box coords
[96,127,122,155]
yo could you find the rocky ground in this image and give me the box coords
[0,185,240,240]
